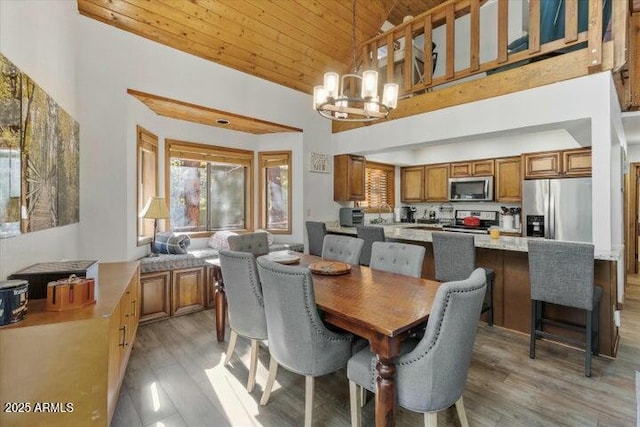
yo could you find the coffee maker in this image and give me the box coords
[398,206,417,223]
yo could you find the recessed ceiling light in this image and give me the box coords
[216,118,230,125]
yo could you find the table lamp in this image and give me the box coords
[139,197,170,255]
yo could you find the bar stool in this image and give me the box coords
[528,240,601,377]
[305,221,327,256]
[431,232,494,326]
[355,225,385,266]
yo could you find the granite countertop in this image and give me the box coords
[326,224,622,262]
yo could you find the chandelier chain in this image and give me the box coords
[351,0,357,74]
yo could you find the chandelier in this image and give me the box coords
[312,0,398,122]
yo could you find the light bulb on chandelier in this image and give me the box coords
[312,0,398,122]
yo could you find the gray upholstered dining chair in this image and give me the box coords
[528,240,601,377]
[432,232,495,326]
[356,225,386,266]
[218,249,270,393]
[347,268,487,427]
[228,232,270,256]
[256,257,358,427]
[305,221,327,256]
[369,241,425,278]
[322,234,364,265]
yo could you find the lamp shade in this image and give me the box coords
[139,197,170,219]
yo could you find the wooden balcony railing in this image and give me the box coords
[359,0,627,101]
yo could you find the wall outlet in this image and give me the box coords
[613,309,621,327]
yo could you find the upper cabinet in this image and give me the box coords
[523,148,591,179]
[400,166,424,202]
[495,156,522,202]
[450,159,494,177]
[334,154,366,201]
[424,163,449,202]
[562,148,592,176]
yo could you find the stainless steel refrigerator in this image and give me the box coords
[522,178,592,243]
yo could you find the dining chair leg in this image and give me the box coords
[223,330,238,366]
[305,375,314,427]
[455,396,469,427]
[423,412,437,427]
[349,381,362,427]
[247,339,259,392]
[585,310,593,377]
[592,302,600,356]
[529,300,537,359]
[360,386,366,408]
[260,356,278,405]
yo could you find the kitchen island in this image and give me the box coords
[327,223,622,357]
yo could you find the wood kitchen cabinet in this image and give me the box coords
[424,163,449,201]
[523,148,591,179]
[400,166,425,202]
[140,270,171,323]
[334,154,366,201]
[562,148,592,176]
[495,156,522,202]
[0,262,140,427]
[450,159,494,177]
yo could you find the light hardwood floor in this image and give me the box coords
[112,275,640,426]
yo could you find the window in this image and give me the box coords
[136,126,158,244]
[362,161,395,213]
[166,140,253,235]
[259,151,291,233]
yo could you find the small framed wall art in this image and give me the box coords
[309,152,331,174]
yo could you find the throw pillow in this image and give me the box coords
[208,230,238,250]
[154,232,191,254]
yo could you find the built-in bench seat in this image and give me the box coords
[138,242,304,323]
[139,243,304,273]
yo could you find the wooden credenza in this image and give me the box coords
[0,261,140,427]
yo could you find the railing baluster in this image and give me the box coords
[565,0,579,43]
[470,0,480,71]
[587,0,603,73]
[404,24,412,90]
[386,32,394,86]
[497,0,509,62]
[423,16,434,86]
[445,3,455,80]
[528,0,541,54]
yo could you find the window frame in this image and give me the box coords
[136,126,159,246]
[258,150,292,234]
[362,161,396,214]
[164,139,254,238]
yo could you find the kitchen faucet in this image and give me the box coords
[377,203,393,224]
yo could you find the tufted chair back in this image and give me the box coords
[218,250,267,339]
[369,241,425,278]
[228,232,270,257]
[321,235,364,265]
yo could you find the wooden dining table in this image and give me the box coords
[213,251,441,427]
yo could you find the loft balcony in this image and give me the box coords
[333,0,632,133]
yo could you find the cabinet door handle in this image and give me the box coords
[119,325,127,347]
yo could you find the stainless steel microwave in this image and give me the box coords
[448,176,494,202]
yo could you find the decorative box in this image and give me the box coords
[46,275,96,312]
[8,260,98,300]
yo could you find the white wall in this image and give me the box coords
[76,15,333,263]
[0,0,80,279]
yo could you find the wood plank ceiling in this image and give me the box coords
[77,0,447,95]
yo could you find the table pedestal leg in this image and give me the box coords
[214,272,226,342]
[375,356,396,427]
